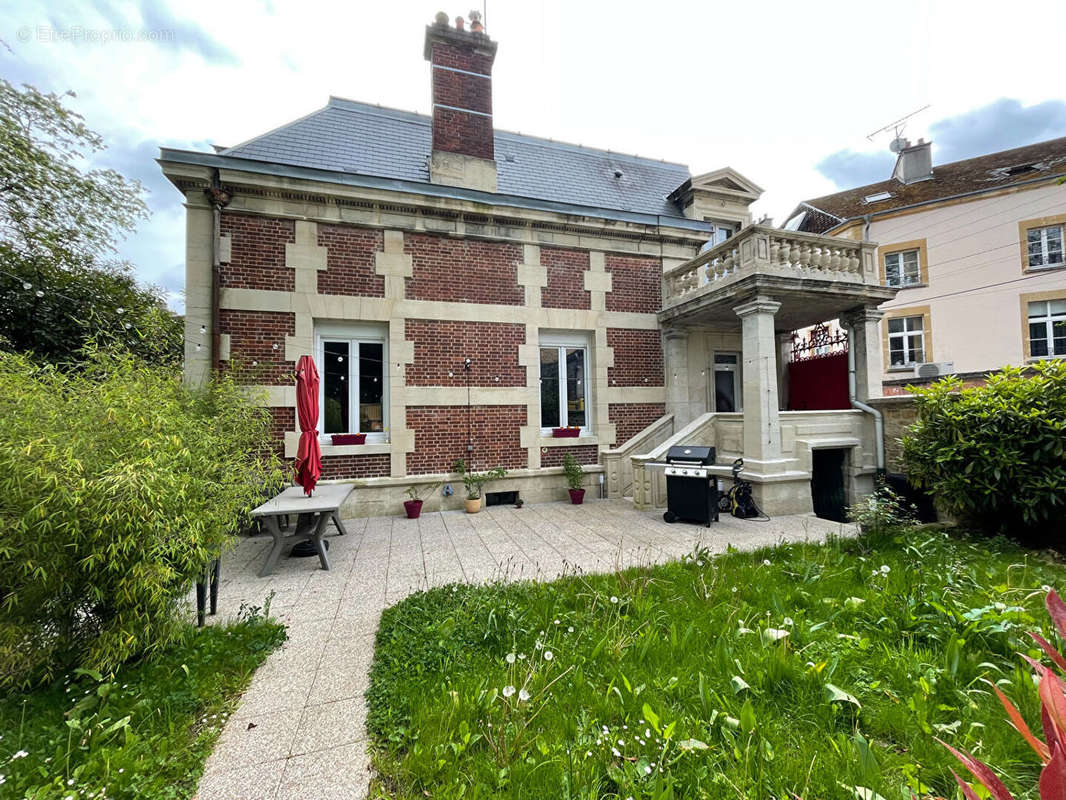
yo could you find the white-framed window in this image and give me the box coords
[315,323,388,441]
[539,332,590,433]
[1027,225,1064,269]
[1028,299,1066,358]
[884,249,921,287]
[699,220,737,253]
[887,315,925,367]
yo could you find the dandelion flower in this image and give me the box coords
[880,564,891,574]
[544,650,553,661]
[610,596,619,604]
[506,653,516,664]
[567,626,574,633]
[502,685,516,698]
[783,617,794,626]
[518,688,530,702]
[645,765,653,774]
[554,619,560,625]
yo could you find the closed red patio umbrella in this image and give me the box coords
[294,355,322,496]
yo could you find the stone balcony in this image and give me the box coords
[660,226,893,331]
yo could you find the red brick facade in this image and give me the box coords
[320,454,391,480]
[219,214,295,292]
[609,403,666,446]
[219,309,295,385]
[542,444,599,467]
[607,329,664,386]
[428,39,495,160]
[541,247,591,310]
[406,405,526,474]
[405,319,525,387]
[317,224,384,297]
[404,234,523,305]
[605,254,661,314]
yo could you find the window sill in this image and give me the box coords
[1023,264,1065,274]
[538,434,599,447]
[1026,355,1065,363]
[885,282,928,290]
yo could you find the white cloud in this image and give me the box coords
[4,0,1066,315]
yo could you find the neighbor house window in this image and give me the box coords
[1028,299,1066,357]
[1027,224,1064,268]
[540,339,589,431]
[316,325,387,439]
[887,316,925,366]
[884,248,921,287]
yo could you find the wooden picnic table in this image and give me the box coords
[249,484,353,577]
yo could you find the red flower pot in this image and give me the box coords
[569,488,585,505]
[331,433,366,446]
[552,427,580,438]
[403,499,423,519]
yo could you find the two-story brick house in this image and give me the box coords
[161,13,895,518]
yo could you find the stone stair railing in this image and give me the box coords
[631,412,720,509]
[663,225,878,309]
[601,414,675,499]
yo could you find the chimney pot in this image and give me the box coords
[434,11,449,25]
[469,9,483,32]
[454,16,464,30]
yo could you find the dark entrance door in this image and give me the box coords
[811,448,847,522]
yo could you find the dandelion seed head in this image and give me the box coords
[502,685,516,698]
[610,596,618,604]
[505,653,516,664]
[518,688,530,702]
[544,650,553,661]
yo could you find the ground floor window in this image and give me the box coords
[540,336,589,431]
[1028,299,1066,357]
[316,324,387,439]
[887,315,925,366]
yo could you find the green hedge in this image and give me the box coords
[0,349,282,689]
[902,360,1066,541]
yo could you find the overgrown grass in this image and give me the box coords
[0,612,285,799]
[366,527,1064,799]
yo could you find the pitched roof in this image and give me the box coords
[219,97,691,218]
[791,136,1066,233]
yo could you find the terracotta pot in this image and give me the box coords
[464,497,482,514]
[569,488,585,505]
[403,499,423,519]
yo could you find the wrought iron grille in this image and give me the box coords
[790,323,849,362]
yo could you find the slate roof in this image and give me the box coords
[792,136,1066,234]
[220,97,691,218]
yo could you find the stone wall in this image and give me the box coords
[869,395,919,473]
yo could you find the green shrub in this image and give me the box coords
[0,349,282,689]
[902,360,1066,541]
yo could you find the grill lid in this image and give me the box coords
[665,445,715,465]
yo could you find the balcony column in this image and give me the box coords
[663,328,692,427]
[733,296,784,468]
[841,307,885,402]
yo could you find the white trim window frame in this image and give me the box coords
[698,220,737,254]
[315,323,389,443]
[884,248,921,287]
[1028,299,1066,358]
[539,332,591,434]
[1027,224,1065,269]
[887,315,925,367]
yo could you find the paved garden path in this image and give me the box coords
[194,499,850,800]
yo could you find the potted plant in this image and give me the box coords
[562,452,586,504]
[552,426,581,438]
[331,432,366,446]
[453,459,506,514]
[403,482,439,519]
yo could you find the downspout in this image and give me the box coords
[845,321,885,475]
[206,173,231,374]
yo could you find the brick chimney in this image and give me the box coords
[424,11,498,192]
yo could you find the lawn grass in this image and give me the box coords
[366,526,1064,799]
[0,613,285,799]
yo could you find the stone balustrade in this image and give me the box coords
[663,225,878,309]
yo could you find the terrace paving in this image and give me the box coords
[193,498,851,800]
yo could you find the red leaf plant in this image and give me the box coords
[936,589,1066,800]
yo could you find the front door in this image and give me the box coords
[712,352,741,412]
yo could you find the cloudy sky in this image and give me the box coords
[4,0,1066,313]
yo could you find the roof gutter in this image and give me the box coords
[158,148,712,234]
[827,170,1066,234]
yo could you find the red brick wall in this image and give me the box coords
[406,405,526,474]
[320,454,391,480]
[219,214,295,291]
[605,254,661,314]
[219,310,295,385]
[609,403,666,446]
[265,406,295,459]
[607,329,664,386]
[406,320,525,386]
[542,444,598,467]
[317,224,385,297]
[405,234,523,305]
[541,247,590,310]
[431,62,491,114]
[430,41,494,74]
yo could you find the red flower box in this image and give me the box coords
[552,427,580,438]
[331,433,366,446]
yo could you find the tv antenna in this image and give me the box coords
[867,105,930,153]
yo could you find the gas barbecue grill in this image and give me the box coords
[655,445,719,527]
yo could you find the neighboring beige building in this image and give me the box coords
[788,136,1066,393]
